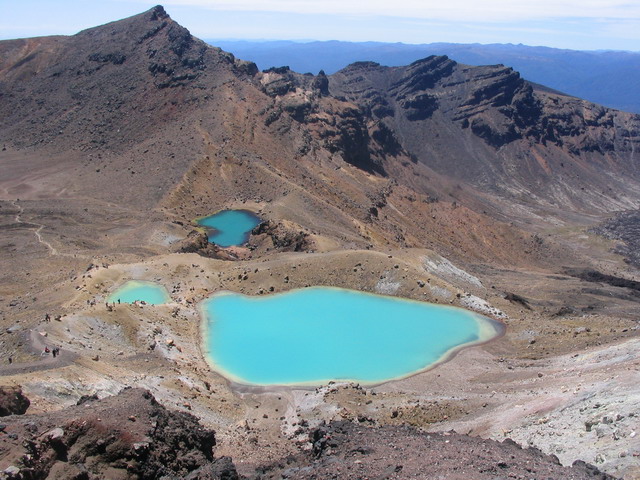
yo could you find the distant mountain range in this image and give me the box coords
[208,40,640,114]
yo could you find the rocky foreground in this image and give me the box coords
[0,387,618,479]
[0,387,237,479]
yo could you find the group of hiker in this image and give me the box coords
[42,346,61,358]
[43,313,61,358]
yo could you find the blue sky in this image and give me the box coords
[1,0,639,51]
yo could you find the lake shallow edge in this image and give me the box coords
[107,280,172,305]
[199,287,505,388]
[195,209,262,247]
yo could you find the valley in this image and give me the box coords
[0,6,639,479]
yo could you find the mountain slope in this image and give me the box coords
[329,57,640,213]
[1,6,640,275]
[2,8,639,221]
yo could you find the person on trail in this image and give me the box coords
[45,313,50,322]
[52,347,59,358]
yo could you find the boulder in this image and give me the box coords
[0,386,30,416]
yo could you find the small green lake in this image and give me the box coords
[200,287,503,386]
[108,280,171,305]
[197,209,261,247]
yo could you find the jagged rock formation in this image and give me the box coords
[0,388,238,479]
[249,220,314,253]
[329,57,640,209]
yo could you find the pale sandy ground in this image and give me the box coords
[1,245,638,478]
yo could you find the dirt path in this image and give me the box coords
[9,200,86,258]
[11,200,59,255]
[0,329,77,376]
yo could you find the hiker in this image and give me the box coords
[45,313,50,322]
[52,347,59,358]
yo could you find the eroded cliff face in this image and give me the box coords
[328,56,640,210]
[257,65,403,175]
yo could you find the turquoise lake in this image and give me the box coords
[200,287,502,386]
[108,280,171,305]
[197,210,261,247]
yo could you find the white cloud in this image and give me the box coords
[146,0,640,22]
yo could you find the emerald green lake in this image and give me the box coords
[197,209,261,247]
[108,280,171,305]
[200,287,503,386]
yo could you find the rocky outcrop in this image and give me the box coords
[0,388,238,479]
[321,106,382,173]
[260,66,297,97]
[176,231,249,261]
[0,386,30,416]
[312,70,329,96]
[257,64,391,174]
[392,56,456,94]
[249,220,314,252]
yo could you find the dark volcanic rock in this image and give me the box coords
[0,6,247,154]
[256,421,617,480]
[329,55,640,208]
[564,268,640,295]
[591,210,640,267]
[0,388,238,479]
[249,220,313,252]
[323,106,382,174]
[176,231,247,261]
[312,70,329,96]
[395,56,456,91]
[0,386,30,416]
